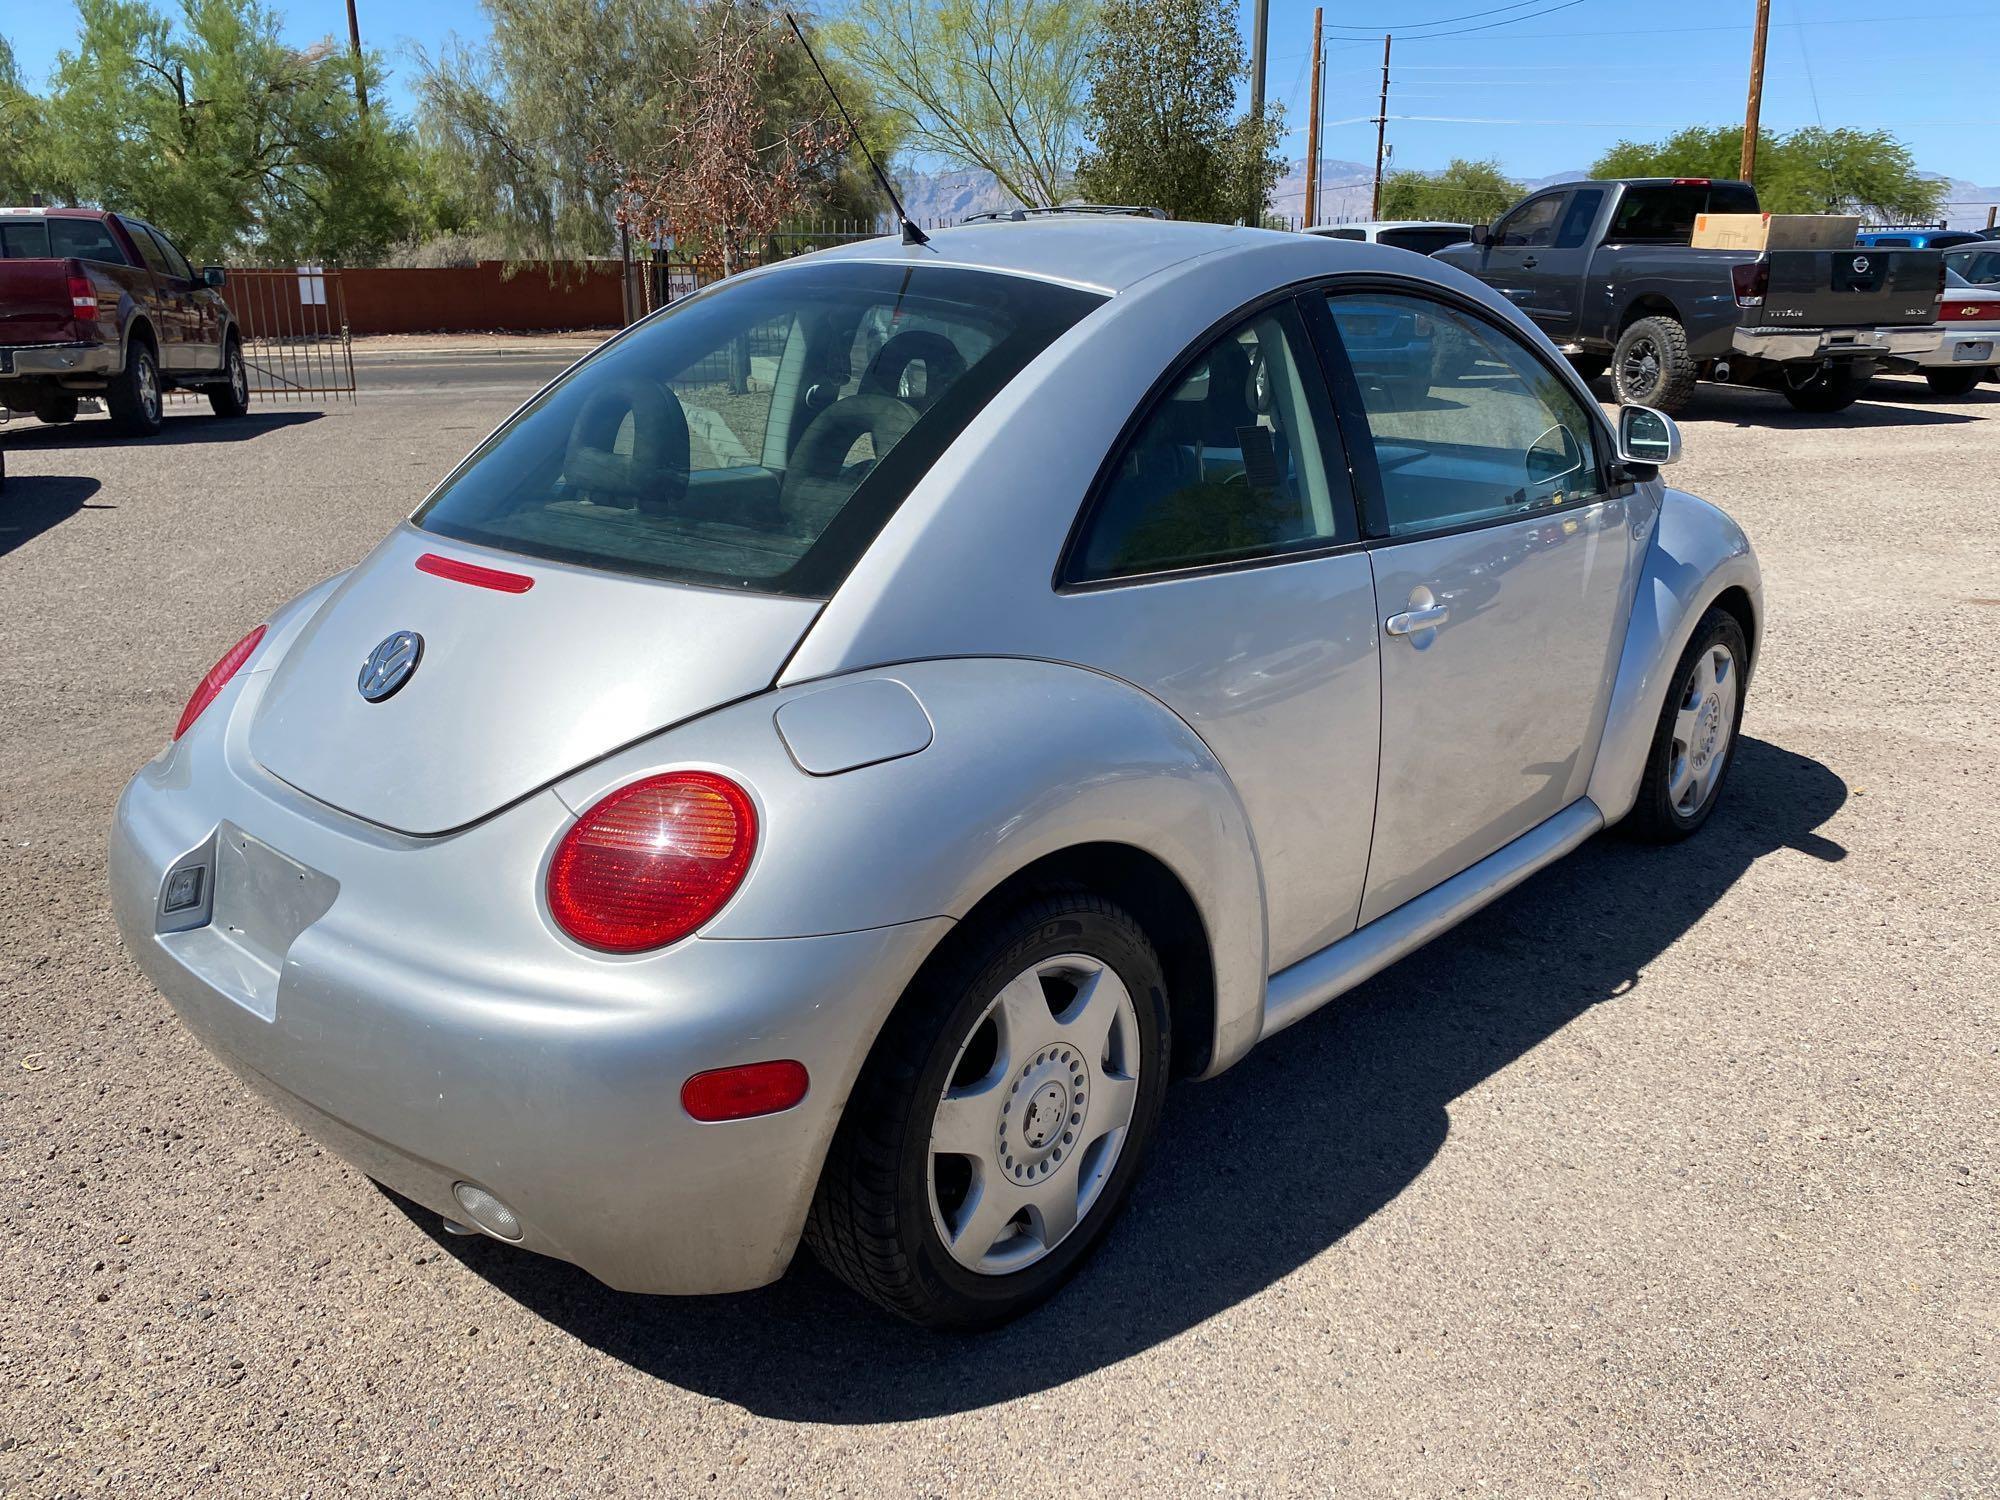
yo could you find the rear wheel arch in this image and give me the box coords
[1617,294,1681,333]
[123,316,158,363]
[941,841,1219,1081]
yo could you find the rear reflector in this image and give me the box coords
[416,552,535,593]
[681,1061,810,1122]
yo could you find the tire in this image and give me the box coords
[1924,367,1982,398]
[1612,316,1697,413]
[1567,354,1609,384]
[1781,360,1871,414]
[32,391,78,425]
[806,891,1172,1330]
[1623,606,1749,843]
[106,338,164,436]
[208,337,251,417]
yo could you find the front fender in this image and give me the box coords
[552,657,1272,1078]
[1588,487,1763,824]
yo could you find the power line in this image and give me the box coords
[1318,0,1545,31]
[1391,9,1993,42]
[1325,0,1594,38]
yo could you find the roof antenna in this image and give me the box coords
[784,11,930,248]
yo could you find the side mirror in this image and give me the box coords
[200,266,227,288]
[1617,404,1681,472]
[1469,222,1491,247]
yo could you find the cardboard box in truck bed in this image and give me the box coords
[1692,213,1861,250]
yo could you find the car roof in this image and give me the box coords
[792,216,1302,296]
[1306,220,1471,232]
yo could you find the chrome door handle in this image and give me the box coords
[1521,256,1539,269]
[1385,604,1450,636]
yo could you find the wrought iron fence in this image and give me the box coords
[214,266,356,400]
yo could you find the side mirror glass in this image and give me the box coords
[1526,423,1586,489]
[1469,222,1491,247]
[1617,404,1681,469]
[201,266,227,288]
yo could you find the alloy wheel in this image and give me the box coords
[927,953,1142,1275]
[138,356,161,423]
[1621,337,1662,398]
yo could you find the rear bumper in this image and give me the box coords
[1730,325,1943,362]
[107,673,951,1295]
[1881,327,2000,370]
[0,341,116,381]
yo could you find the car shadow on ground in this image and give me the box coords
[409,735,1847,1422]
[0,475,107,558]
[4,410,324,449]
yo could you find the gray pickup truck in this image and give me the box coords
[1433,177,1943,413]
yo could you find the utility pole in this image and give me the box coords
[1370,35,1392,219]
[345,0,368,115]
[1304,8,1324,228]
[1249,0,1270,224]
[1739,0,1770,183]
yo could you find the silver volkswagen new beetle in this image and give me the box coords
[111,214,1760,1329]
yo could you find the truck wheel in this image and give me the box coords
[1612,317,1697,413]
[33,392,79,425]
[107,339,164,437]
[208,338,251,418]
[807,891,1171,1330]
[1781,360,1871,414]
[1923,367,1982,398]
[1567,354,1609,384]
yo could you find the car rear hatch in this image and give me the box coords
[1752,248,1942,329]
[247,526,820,835]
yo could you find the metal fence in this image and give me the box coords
[221,267,356,401]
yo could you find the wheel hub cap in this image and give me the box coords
[1002,1046,1085,1177]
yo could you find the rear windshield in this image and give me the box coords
[0,216,128,263]
[1608,182,1759,244]
[415,261,1102,597]
[1377,226,1470,255]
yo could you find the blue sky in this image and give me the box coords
[8,0,1996,196]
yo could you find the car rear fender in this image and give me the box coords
[1587,486,1763,824]
[551,656,1273,1079]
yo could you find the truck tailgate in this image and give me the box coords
[1754,248,1940,329]
[0,260,81,345]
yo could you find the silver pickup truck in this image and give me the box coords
[1433,177,1943,413]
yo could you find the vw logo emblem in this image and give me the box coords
[1852,255,1871,274]
[357,630,424,702]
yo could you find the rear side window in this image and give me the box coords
[145,227,194,280]
[1378,227,1471,255]
[1609,182,1759,244]
[1555,190,1603,249]
[416,262,1102,597]
[123,220,172,275]
[49,218,128,263]
[1066,300,1352,583]
[1325,290,1606,538]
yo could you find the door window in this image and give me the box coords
[1324,291,1607,538]
[1067,301,1352,583]
[1378,226,1473,255]
[122,220,172,276]
[145,227,195,281]
[1492,195,1561,248]
[1554,190,1604,249]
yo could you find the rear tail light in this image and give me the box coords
[1731,260,1768,308]
[172,625,266,740]
[1671,177,1712,186]
[681,1061,810,1122]
[67,272,97,317]
[1942,299,1998,323]
[546,771,757,952]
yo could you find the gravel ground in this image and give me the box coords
[1,369,1995,1498]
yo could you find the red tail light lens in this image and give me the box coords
[172,625,266,741]
[67,272,97,317]
[1731,260,1768,307]
[681,1060,809,1122]
[1943,299,1999,322]
[547,772,757,952]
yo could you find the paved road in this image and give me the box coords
[2,371,1994,1496]
[347,345,599,400]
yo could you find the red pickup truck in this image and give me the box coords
[0,207,250,437]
